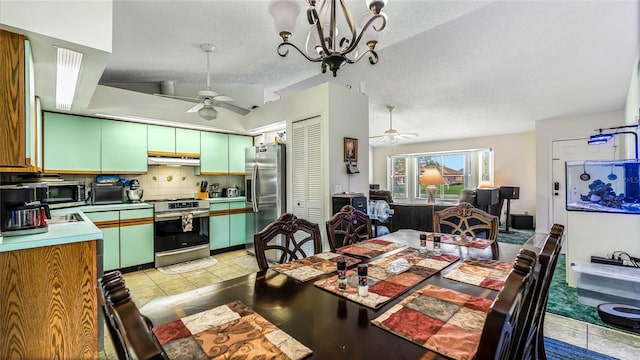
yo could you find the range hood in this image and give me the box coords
[147,155,200,166]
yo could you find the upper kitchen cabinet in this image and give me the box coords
[0,31,41,172]
[176,128,200,156]
[101,120,148,173]
[43,112,101,173]
[228,134,252,175]
[148,126,200,156]
[199,131,229,175]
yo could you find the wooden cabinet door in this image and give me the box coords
[200,131,229,174]
[228,134,252,174]
[147,125,175,155]
[0,30,26,167]
[176,128,201,156]
[84,210,120,271]
[43,112,102,173]
[209,202,230,250]
[101,120,148,173]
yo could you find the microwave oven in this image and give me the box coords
[46,181,86,208]
[90,182,124,205]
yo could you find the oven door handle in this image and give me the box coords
[154,209,210,221]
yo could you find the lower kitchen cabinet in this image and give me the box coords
[84,208,153,270]
[209,203,230,250]
[119,209,154,267]
[229,202,249,246]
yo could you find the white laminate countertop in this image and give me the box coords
[0,208,102,253]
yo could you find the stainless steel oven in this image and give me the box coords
[152,199,210,267]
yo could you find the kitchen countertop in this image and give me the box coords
[0,208,102,252]
[207,196,246,203]
[78,202,153,212]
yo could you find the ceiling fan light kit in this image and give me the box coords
[369,105,419,145]
[269,0,389,77]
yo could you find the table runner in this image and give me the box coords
[429,233,494,249]
[271,252,361,282]
[372,284,492,360]
[152,300,312,359]
[314,248,459,309]
[443,257,513,290]
[337,238,404,258]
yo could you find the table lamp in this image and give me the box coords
[419,168,446,204]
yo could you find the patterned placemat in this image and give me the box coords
[314,248,459,309]
[372,284,492,360]
[271,252,362,282]
[429,233,494,249]
[153,300,312,359]
[443,257,513,290]
[337,238,404,258]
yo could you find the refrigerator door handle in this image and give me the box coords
[252,164,259,212]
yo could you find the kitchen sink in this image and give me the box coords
[48,213,84,225]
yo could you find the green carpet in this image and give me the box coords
[496,230,608,327]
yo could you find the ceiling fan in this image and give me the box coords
[154,44,250,120]
[369,106,419,144]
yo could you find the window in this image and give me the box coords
[388,148,493,203]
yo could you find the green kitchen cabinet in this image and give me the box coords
[101,120,148,173]
[209,202,230,250]
[84,211,120,271]
[228,134,252,174]
[43,112,102,172]
[199,131,229,174]
[147,125,175,154]
[229,202,248,246]
[119,208,154,268]
[176,128,200,156]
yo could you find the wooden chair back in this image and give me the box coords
[98,271,168,360]
[515,223,565,360]
[253,213,323,271]
[433,202,499,256]
[475,251,538,360]
[326,205,373,251]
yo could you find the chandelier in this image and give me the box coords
[269,0,389,77]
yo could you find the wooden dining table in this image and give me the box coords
[140,229,543,360]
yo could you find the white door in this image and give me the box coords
[551,138,616,252]
[290,116,324,254]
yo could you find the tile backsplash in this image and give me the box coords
[65,165,244,201]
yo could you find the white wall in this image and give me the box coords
[535,110,624,232]
[370,131,536,217]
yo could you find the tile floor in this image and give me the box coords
[99,249,640,360]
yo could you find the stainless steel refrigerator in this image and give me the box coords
[245,143,286,255]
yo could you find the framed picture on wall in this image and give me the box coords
[344,137,358,162]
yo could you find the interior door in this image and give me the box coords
[551,138,616,252]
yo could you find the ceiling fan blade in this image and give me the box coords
[186,103,204,113]
[154,93,200,103]
[211,100,250,115]
[398,133,419,138]
[212,95,235,102]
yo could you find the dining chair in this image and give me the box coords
[515,224,565,360]
[433,202,500,257]
[253,213,323,271]
[326,205,373,252]
[98,271,168,360]
[475,251,538,360]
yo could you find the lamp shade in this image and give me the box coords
[269,0,301,35]
[419,168,445,186]
[478,181,494,189]
[198,105,218,120]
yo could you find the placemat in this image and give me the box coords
[429,233,494,249]
[443,257,513,290]
[271,252,362,282]
[153,300,312,359]
[337,238,404,258]
[372,284,492,360]
[314,248,459,309]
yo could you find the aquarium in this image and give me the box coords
[566,159,640,214]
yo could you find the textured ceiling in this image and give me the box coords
[97,0,639,146]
